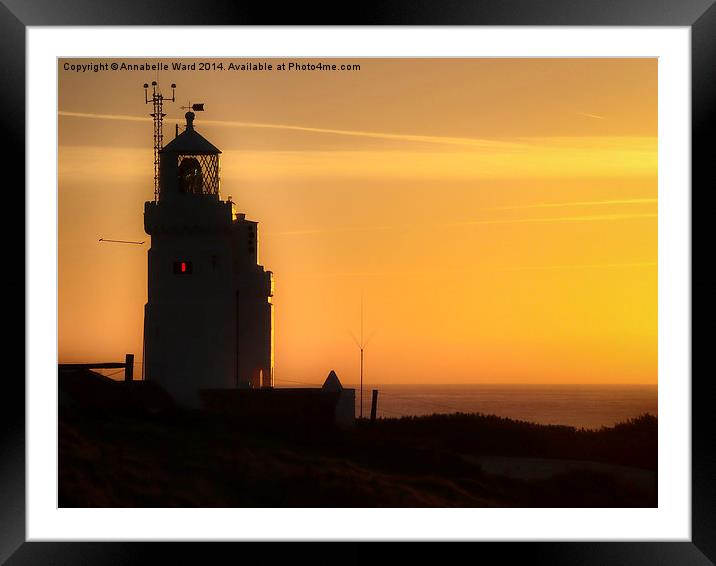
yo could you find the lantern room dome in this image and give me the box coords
[161,112,221,155]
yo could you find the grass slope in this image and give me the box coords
[59,406,657,508]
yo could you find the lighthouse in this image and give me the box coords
[143,109,273,405]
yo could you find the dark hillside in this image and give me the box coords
[59,373,657,508]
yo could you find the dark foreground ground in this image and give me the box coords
[59,374,657,507]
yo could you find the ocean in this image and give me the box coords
[99,368,657,429]
[351,384,657,429]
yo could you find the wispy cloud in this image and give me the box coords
[284,261,657,279]
[267,225,395,237]
[58,110,527,150]
[489,198,657,211]
[445,212,657,227]
[59,111,149,123]
[576,112,606,120]
[266,212,657,237]
[505,261,657,271]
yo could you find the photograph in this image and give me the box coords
[57,56,659,508]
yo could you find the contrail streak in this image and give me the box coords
[446,212,657,227]
[268,225,395,236]
[577,112,606,120]
[505,261,657,271]
[284,261,657,279]
[489,198,657,211]
[58,110,528,150]
[266,212,657,237]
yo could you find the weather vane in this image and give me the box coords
[174,101,206,137]
[181,102,205,112]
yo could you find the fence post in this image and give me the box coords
[370,389,378,423]
[125,353,134,382]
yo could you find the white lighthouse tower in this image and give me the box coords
[143,108,273,405]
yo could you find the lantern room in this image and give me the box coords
[158,111,221,200]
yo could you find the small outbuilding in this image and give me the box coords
[201,370,355,427]
[322,370,355,426]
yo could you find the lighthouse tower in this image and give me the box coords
[143,110,273,405]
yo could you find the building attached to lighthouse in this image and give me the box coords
[143,111,273,405]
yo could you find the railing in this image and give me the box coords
[58,353,135,382]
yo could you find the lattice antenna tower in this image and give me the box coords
[144,81,176,201]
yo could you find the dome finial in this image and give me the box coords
[185,111,195,130]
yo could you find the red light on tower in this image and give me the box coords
[173,260,192,274]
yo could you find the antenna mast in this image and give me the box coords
[349,296,376,419]
[360,296,364,418]
[144,81,176,202]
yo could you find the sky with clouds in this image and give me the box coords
[58,58,657,385]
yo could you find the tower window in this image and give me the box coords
[173,261,193,274]
[178,157,203,195]
[175,153,219,196]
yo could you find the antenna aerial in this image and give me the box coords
[144,81,177,202]
[349,296,374,419]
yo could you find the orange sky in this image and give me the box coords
[58,58,657,385]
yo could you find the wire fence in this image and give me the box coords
[70,357,144,381]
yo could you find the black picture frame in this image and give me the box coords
[6,1,711,564]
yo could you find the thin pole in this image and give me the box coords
[360,346,364,418]
[360,296,364,418]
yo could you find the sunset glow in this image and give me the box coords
[58,58,657,385]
